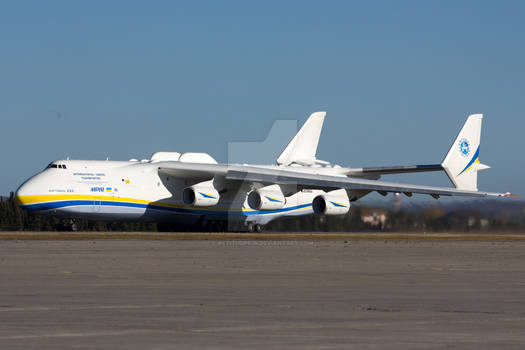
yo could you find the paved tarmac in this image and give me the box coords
[1,237,525,349]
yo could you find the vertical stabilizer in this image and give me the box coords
[442,114,490,191]
[277,111,326,166]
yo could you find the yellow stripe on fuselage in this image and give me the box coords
[17,194,150,205]
[16,194,313,214]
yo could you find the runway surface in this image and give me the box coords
[2,231,525,241]
[1,237,525,349]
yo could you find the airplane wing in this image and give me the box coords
[158,162,514,199]
[225,167,513,198]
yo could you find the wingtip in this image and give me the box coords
[504,193,520,197]
[468,113,483,120]
[310,111,327,118]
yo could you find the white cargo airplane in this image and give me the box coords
[16,112,516,231]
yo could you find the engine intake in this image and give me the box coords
[247,185,286,210]
[312,189,350,215]
[183,182,219,207]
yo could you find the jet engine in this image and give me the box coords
[183,181,219,207]
[312,189,350,215]
[247,184,286,210]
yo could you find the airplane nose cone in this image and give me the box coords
[15,178,36,208]
[15,184,28,207]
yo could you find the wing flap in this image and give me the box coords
[348,164,443,176]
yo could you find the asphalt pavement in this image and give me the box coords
[1,237,524,349]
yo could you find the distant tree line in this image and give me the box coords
[266,204,525,233]
[2,192,524,232]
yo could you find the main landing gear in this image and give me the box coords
[247,222,264,233]
[200,218,265,232]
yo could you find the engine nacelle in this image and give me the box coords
[247,184,286,210]
[312,189,350,215]
[183,182,220,207]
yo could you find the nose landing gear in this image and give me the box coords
[56,219,78,232]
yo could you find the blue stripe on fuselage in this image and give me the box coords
[21,200,312,216]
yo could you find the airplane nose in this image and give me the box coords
[15,184,27,207]
[15,178,36,208]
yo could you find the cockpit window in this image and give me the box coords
[46,163,66,169]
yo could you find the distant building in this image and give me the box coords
[361,212,387,229]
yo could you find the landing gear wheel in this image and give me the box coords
[254,224,264,233]
[247,222,255,233]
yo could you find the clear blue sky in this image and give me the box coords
[1,1,524,197]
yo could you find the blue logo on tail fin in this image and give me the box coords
[459,139,470,157]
